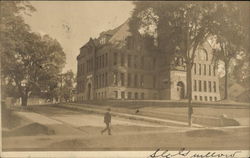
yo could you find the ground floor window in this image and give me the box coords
[200,96,203,101]
[121,91,125,99]
[141,93,144,100]
[135,92,138,99]
[114,91,118,99]
[128,92,132,99]
[194,95,197,100]
[209,96,213,101]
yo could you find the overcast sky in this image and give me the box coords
[23,1,134,73]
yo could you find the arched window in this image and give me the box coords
[199,49,208,61]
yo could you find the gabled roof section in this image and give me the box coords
[109,19,131,43]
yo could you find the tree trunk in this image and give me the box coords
[224,62,229,100]
[186,62,193,127]
[21,94,28,106]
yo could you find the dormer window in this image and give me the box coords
[100,37,106,45]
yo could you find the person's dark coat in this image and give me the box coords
[104,112,111,123]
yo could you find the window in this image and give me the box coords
[141,93,144,100]
[105,72,108,86]
[213,81,216,92]
[99,74,102,88]
[121,91,125,99]
[141,56,144,69]
[194,80,197,91]
[100,37,106,44]
[114,91,118,99]
[82,63,85,75]
[213,66,216,76]
[194,63,197,74]
[121,53,125,66]
[204,81,207,92]
[194,96,197,100]
[198,80,202,92]
[140,75,144,87]
[153,58,156,70]
[134,74,138,87]
[99,57,101,69]
[153,76,156,88]
[102,55,104,68]
[121,73,125,86]
[113,52,117,65]
[102,73,105,88]
[199,64,201,75]
[200,96,203,101]
[127,73,131,87]
[210,96,213,101]
[135,92,138,100]
[214,97,217,101]
[96,75,99,88]
[134,55,137,68]
[208,81,212,92]
[86,60,89,72]
[105,53,108,67]
[128,92,132,99]
[205,96,208,101]
[199,49,208,61]
[113,71,118,85]
[128,55,131,67]
[127,36,133,49]
[95,57,98,69]
[204,64,206,75]
[209,65,211,76]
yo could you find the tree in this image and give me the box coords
[1,2,66,106]
[210,2,248,100]
[129,1,216,126]
[59,70,75,102]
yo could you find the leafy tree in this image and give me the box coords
[210,2,249,100]
[129,1,217,126]
[59,70,75,102]
[1,2,66,106]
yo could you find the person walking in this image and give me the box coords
[101,108,112,135]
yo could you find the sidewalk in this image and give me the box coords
[62,102,246,127]
[56,103,203,128]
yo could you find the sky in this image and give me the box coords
[23,1,134,74]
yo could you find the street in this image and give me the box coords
[2,104,250,151]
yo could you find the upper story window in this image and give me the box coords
[141,56,144,69]
[193,63,197,74]
[121,53,125,66]
[128,55,131,67]
[126,36,134,49]
[134,55,138,68]
[199,49,208,61]
[113,52,117,65]
[199,64,201,75]
[153,58,156,69]
[100,37,106,45]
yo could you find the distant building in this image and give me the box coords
[76,20,221,102]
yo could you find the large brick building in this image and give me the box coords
[76,20,221,102]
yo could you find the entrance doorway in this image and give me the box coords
[177,81,185,99]
[87,83,91,100]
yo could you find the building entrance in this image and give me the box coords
[177,81,185,99]
[87,83,92,100]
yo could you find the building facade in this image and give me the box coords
[76,20,221,102]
